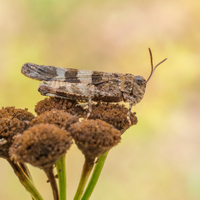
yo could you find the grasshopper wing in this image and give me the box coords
[21,63,121,84]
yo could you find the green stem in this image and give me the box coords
[19,162,34,182]
[19,162,35,200]
[8,160,43,200]
[81,151,109,200]
[56,154,67,200]
[73,158,94,200]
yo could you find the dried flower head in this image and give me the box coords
[35,98,137,134]
[69,119,121,160]
[87,103,137,133]
[10,124,72,169]
[35,97,86,117]
[31,109,79,131]
[0,107,35,121]
[0,117,29,159]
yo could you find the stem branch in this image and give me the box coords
[73,157,94,200]
[56,154,67,200]
[8,159,43,200]
[44,167,59,200]
[81,151,109,200]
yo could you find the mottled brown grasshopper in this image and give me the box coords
[21,49,166,124]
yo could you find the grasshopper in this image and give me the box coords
[21,48,167,124]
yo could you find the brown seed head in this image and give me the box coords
[0,117,29,159]
[31,109,79,131]
[88,103,137,133]
[69,119,121,160]
[35,97,86,117]
[0,107,35,121]
[9,124,72,169]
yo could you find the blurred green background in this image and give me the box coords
[0,0,200,199]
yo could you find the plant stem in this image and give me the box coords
[44,166,59,200]
[8,159,43,200]
[19,162,34,182]
[56,154,67,200]
[18,162,35,200]
[81,151,109,200]
[73,158,94,200]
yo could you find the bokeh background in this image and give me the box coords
[0,0,200,199]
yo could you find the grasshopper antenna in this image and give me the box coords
[146,48,167,83]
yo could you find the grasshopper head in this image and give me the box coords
[132,75,146,103]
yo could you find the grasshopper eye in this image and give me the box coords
[136,79,144,86]
[134,76,145,86]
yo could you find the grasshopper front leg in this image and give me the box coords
[127,96,137,125]
[86,85,95,119]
